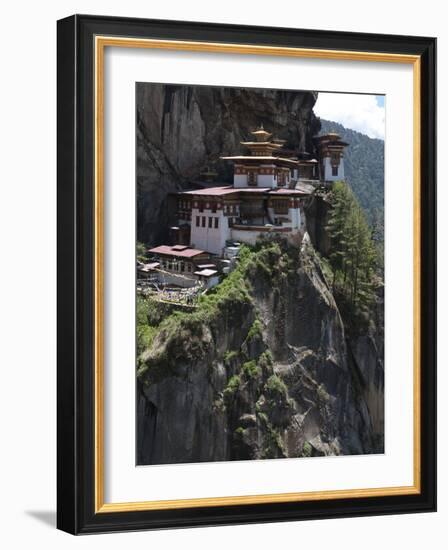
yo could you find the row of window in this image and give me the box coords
[246,171,290,186]
[195,216,220,229]
[197,204,238,214]
[198,203,218,213]
[178,212,192,220]
[273,199,289,215]
[161,260,193,273]
[224,204,238,214]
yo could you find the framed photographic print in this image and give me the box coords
[57,14,436,534]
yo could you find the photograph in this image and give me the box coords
[135,83,385,466]
[0,0,440,543]
[53,9,435,537]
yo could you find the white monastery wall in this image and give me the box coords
[233,174,248,188]
[233,172,276,188]
[201,275,220,289]
[230,228,261,246]
[323,157,345,182]
[289,206,301,229]
[190,209,230,256]
[256,174,276,188]
[156,271,197,288]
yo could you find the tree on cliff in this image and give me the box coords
[326,181,378,315]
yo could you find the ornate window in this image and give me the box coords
[247,170,257,186]
[273,200,289,215]
[278,172,285,186]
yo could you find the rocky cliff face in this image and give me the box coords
[136,84,384,465]
[136,84,320,244]
[137,239,384,464]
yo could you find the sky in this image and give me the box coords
[314,92,385,140]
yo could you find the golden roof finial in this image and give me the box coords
[251,124,272,142]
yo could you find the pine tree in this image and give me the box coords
[325,181,378,317]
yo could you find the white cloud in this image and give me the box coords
[314,93,385,140]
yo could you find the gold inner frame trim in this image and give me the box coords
[94,35,422,514]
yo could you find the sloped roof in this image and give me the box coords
[194,269,218,277]
[149,245,206,258]
[180,186,239,196]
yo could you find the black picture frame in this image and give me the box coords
[57,14,436,535]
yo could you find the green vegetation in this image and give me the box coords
[260,421,286,459]
[302,441,312,457]
[241,360,261,379]
[224,355,266,402]
[326,180,378,318]
[370,208,385,272]
[249,239,297,280]
[137,325,158,357]
[257,350,273,372]
[246,318,263,340]
[136,296,159,355]
[197,244,254,307]
[136,241,148,262]
[223,375,241,401]
[223,350,239,365]
[136,294,190,357]
[265,374,288,397]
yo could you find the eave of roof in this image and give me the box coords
[179,186,238,196]
[149,245,207,258]
[220,155,299,165]
[268,188,311,196]
[194,269,218,277]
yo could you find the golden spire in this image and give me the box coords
[250,124,272,143]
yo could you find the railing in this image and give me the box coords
[137,278,203,307]
[239,209,265,217]
[231,224,292,232]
